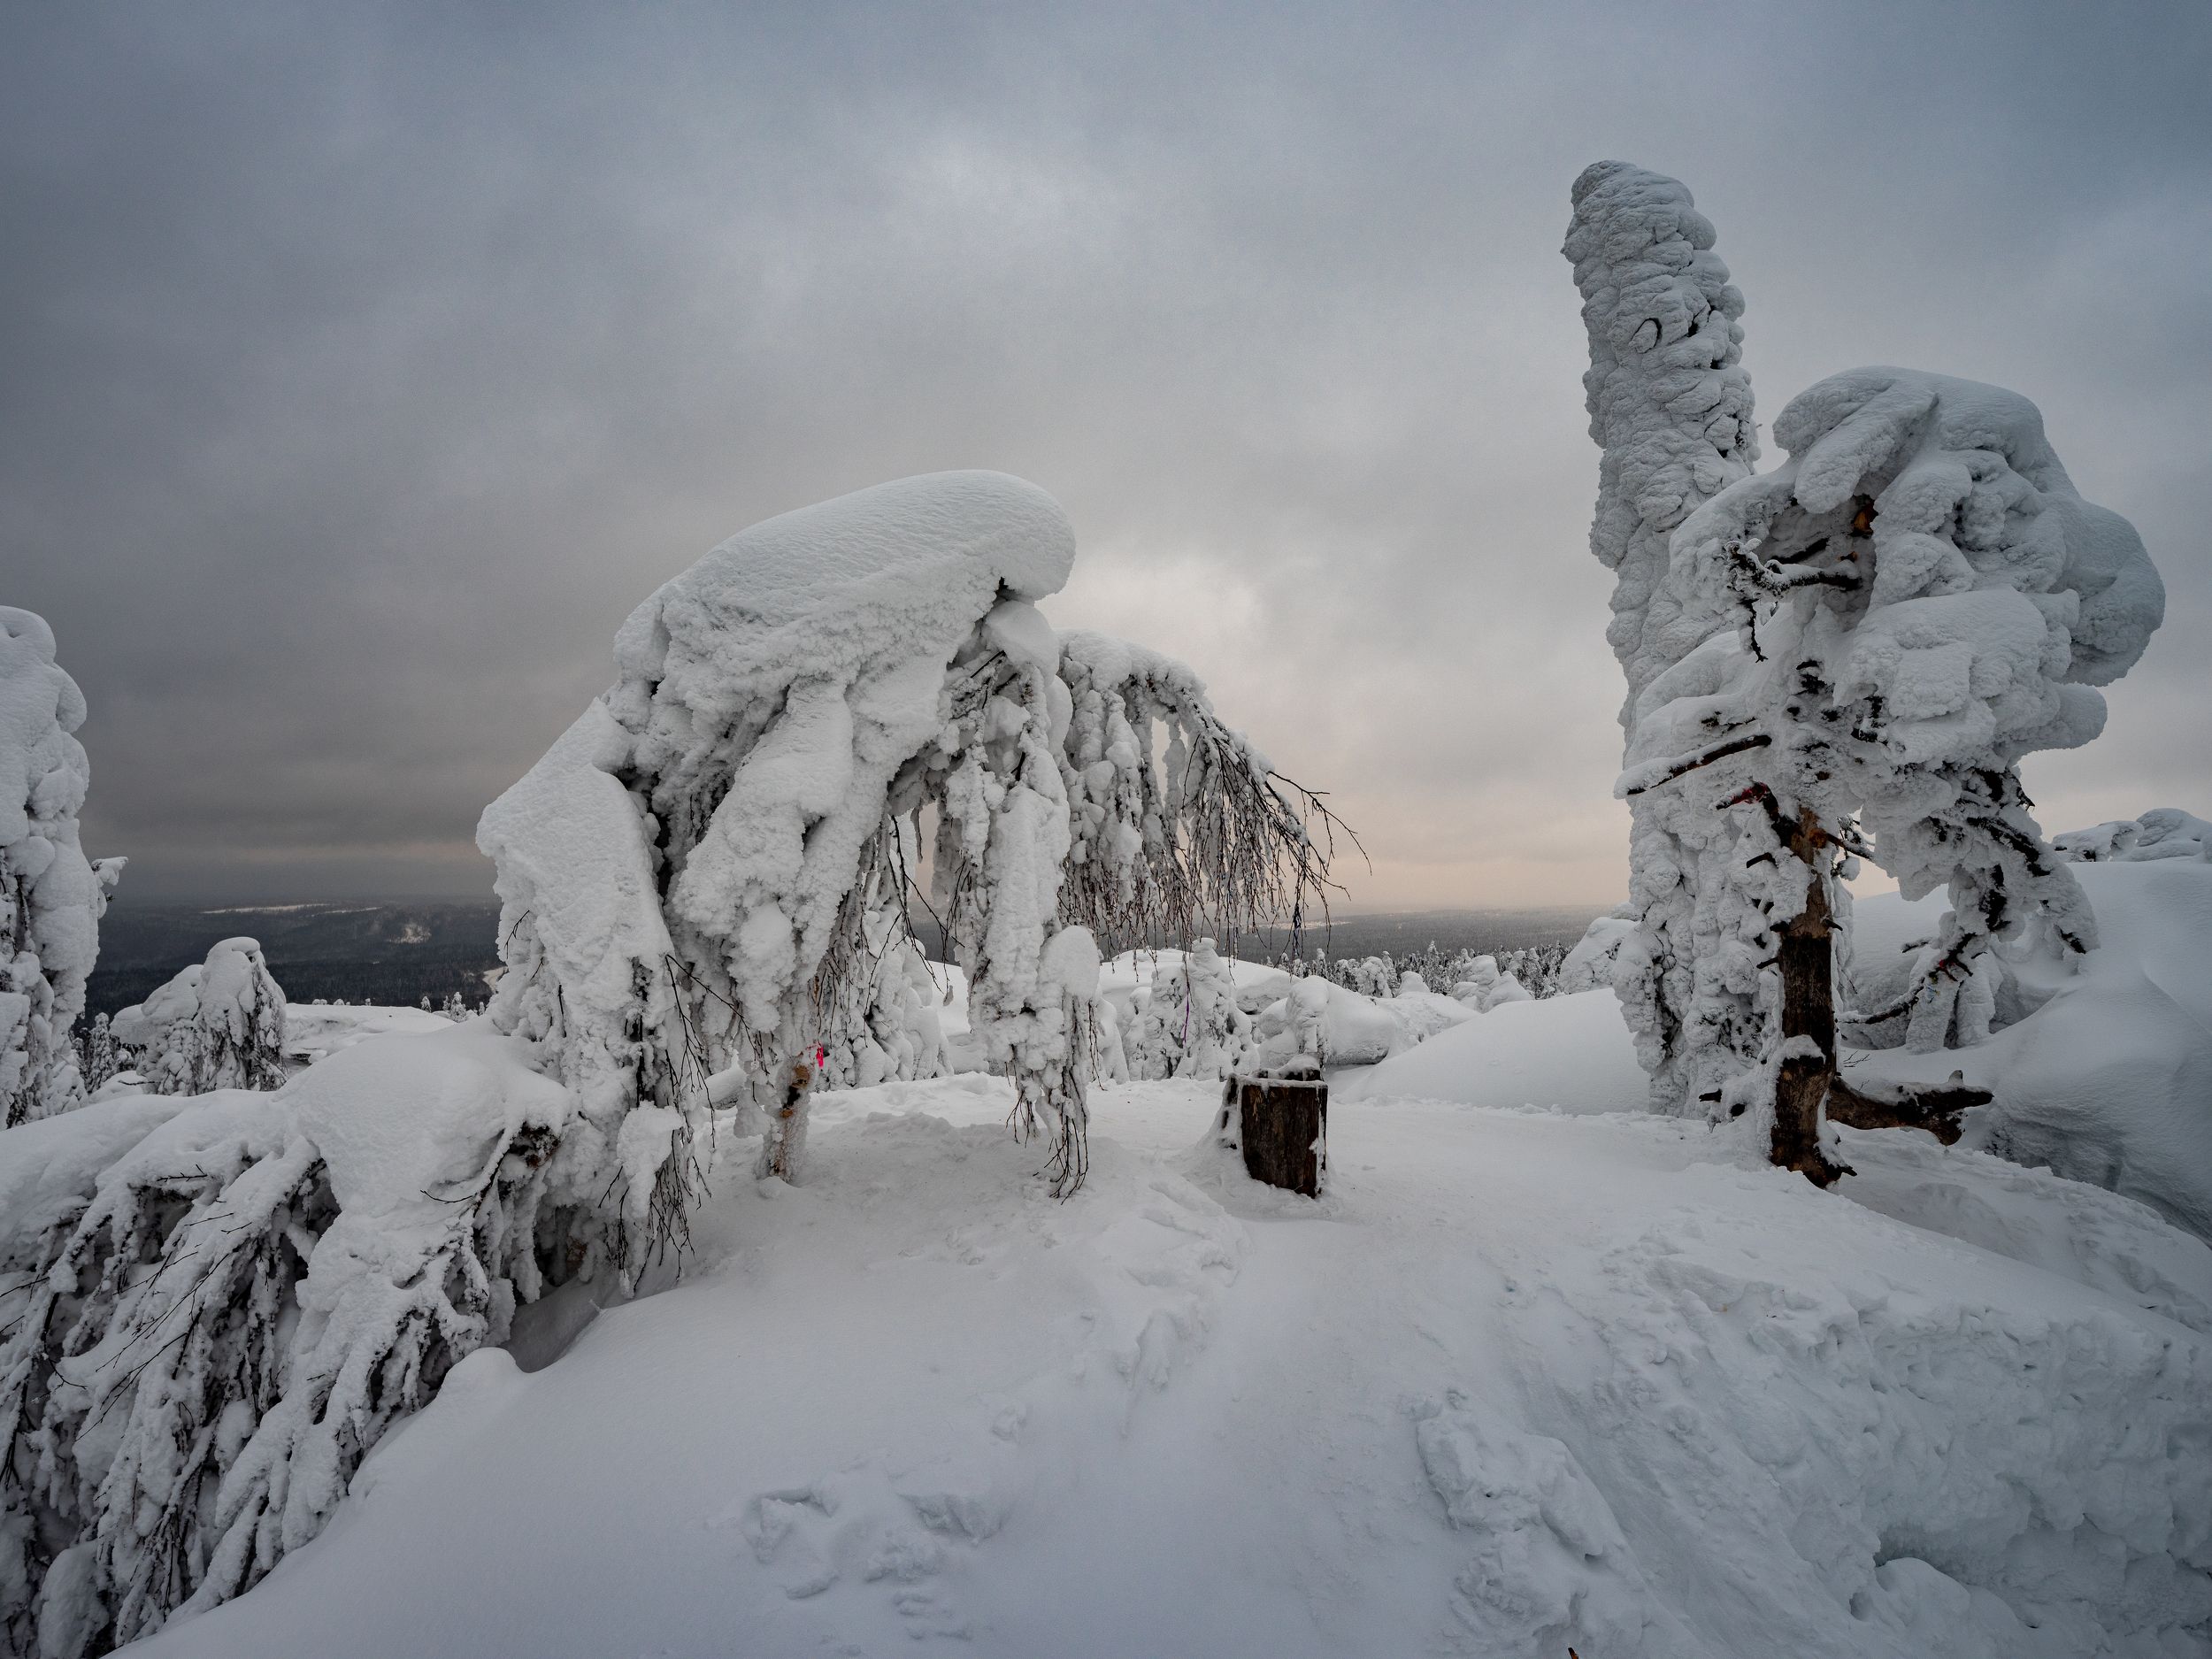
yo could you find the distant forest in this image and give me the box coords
[87,901,505,1018]
[89,899,1608,1018]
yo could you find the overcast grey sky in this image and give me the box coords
[4,0,2207,908]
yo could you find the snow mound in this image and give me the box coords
[1849,858,2212,1240]
[280,1002,457,1069]
[1338,986,1646,1110]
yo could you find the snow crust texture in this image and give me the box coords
[0,611,120,1127]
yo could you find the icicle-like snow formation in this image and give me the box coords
[0,611,122,1127]
[111,937,287,1094]
[1563,163,1768,1111]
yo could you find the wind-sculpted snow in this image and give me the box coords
[0,611,121,1127]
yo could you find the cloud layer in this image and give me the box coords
[5,0,2207,905]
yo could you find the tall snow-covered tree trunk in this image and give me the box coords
[1563,162,1763,1115]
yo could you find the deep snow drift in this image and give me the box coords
[121,1064,2212,1659]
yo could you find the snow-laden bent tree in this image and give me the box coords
[0,611,123,1128]
[110,938,287,1094]
[2,472,1344,1653]
[1570,167,2164,1182]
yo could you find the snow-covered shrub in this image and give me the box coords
[1123,937,1249,1079]
[0,1032,567,1655]
[70,1015,118,1095]
[110,937,287,1095]
[1557,912,1633,995]
[1569,165,2163,1179]
[1,610,123,1127]
[1447,955,1532,1012]
[2055,807,2211,864]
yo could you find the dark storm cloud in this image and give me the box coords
[4,0,2207,904]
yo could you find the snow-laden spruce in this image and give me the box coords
[2,472,1342,1653]
[1569,166,2163,1180]
[110,938,287,1095]
[0,611,122,1127]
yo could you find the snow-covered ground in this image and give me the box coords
[279,1001,455,1069]
[129,1059,2212,1658]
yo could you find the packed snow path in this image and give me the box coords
[135,1076,2211,1659]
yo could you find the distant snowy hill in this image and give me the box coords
[84,900,502,1015]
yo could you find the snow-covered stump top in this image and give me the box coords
[0,609,122,1126]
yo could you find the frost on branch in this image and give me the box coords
[1,611,123,1128]
[110,938,287,1095]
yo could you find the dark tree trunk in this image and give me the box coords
[1224,1074,1328,1196]
[1772,808,1847,1187]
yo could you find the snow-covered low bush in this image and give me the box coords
[2054,806,2211,864]
[1,611,122,1127]
[111,938,287,1095]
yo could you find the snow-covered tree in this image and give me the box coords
[1571,168,2163,1182]
[1,610,123,1126]
[2054,807,2210,864]
[1,474,1345,1653]
[1563,162,1769,1119]
[1647,369,2162,1138]
[111,936,288,1094]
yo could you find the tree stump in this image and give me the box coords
[1220,1071,1328,1196]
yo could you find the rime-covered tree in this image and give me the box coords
[1634,368,2162,1174]
[111,937,288,1094]
[0,609,123,1126]
[1562,162,1767,1118]
[1571,168,2163,1182]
